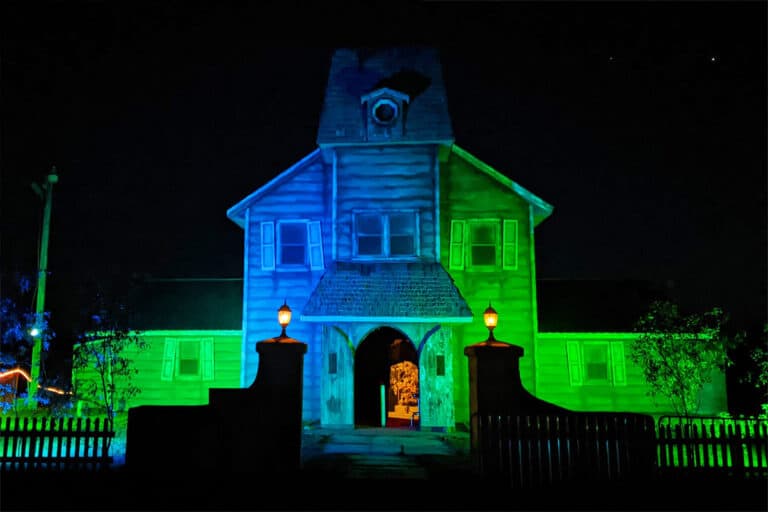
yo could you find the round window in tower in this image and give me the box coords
[372,98,398,125]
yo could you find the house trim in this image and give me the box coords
[226,148,323,228]
[300,315,472,324]
[451,145,554,226]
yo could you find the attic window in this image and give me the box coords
[372,98,398,125]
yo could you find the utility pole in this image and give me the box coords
[29,166,58,399]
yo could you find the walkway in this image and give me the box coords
[301,426,473,480]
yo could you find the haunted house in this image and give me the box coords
[225,47,728,430]
[72,48,727,428]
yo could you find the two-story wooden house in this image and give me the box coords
[225,47,728,430]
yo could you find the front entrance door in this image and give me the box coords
[354,327,418,428]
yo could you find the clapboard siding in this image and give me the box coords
[336,145,438,261]
[534,334,728,416]
[239,155,331,422]
[241,274,323,420]
[440,149,537,425]
[72,332,242,413]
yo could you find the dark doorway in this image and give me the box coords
[354,327,418,427]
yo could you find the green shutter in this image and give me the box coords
[449,220,465,270]
[201,338,214,381]
[610,341,627,386]
[261,221,275,270]
[566,340,583,386]
[161,338,177,382]
[307,221,324,270]
[502,219,518,270]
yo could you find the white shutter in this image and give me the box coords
[502,219,518,270]
[449,220,465,270]
[161,338,177,382]
[566,340,583,386]
[261,221,275,270]
[610,341,627,386]
[201,338,214,381]
[307,221,324,270]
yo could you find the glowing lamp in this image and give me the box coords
[277,301,292,339]
[483,302,498,342]
[29,327,40,337]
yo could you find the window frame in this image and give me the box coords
[176,339,202,380]
[277,219,310,270]
[581,341,611,385]
[264,219,324,272]
[161,337,214,382]
[565,339,627,387]
[352,209,420,260]
[467,219,501,271]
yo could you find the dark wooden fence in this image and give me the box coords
[477,413,657,488]
[477,413,768,487]
[0,416,114,470]
[657,415,768,479]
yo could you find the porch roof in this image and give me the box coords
[300,262,473,323]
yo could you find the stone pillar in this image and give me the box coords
[209,335,307,474]
[252,337,307,472]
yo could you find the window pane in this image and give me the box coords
[389,213,414,235]
[357,214,382,235]
[584,344,609,381]
[471,224,496,244]
[282,245,306,265]
[179,341,200,376]
[390,235,414,256]
[280,223,306,244]
[179,359,200,376]
[358,236,382,255]
[472,246,496,266]
[586,363,608,381]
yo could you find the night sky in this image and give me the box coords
[2,2,766,347]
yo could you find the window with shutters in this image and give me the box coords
[566,340,627,387]
[448,219,518,271]
[353,210,419,259]
[260,220,324,271]
[161,338,215,382]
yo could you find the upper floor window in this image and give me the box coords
[260,220,324,271]
[449,219,518,271]
[354,211,418,259]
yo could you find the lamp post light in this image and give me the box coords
[483,302,498,343]
[277,300,292,340]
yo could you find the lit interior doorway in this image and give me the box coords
[354,327,419,428]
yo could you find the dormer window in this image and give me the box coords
[372,98,398,125]
[361,87,409,141]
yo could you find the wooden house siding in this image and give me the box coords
[335,145,438,262]
[440,149,537,425]
[72,331,242,413]
[240,156,332,421]
[535,333,728,416]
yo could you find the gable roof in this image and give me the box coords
[301,262,473,323]
[226,149,322,228]
[316,47,454,146]
[450,145,554,226]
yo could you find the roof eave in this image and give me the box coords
[300,314,473,323]
[451,144,554,226]
[226,148,323,228]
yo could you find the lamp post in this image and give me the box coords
[483,302,498,343]
[277,300,292,340]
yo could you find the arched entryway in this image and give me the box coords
[354,327,419,428]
